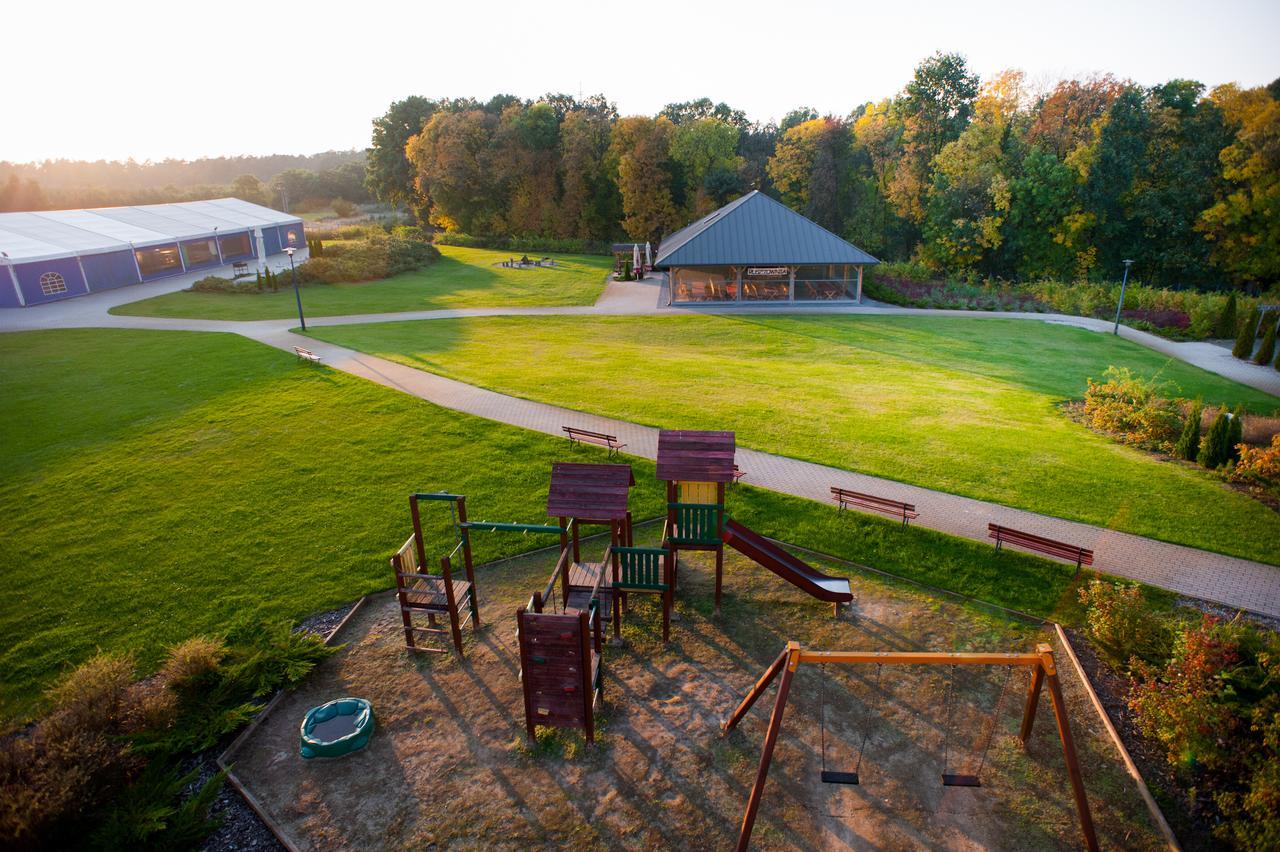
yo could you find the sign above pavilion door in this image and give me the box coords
[746,267,789,276]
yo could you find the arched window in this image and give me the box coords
[286,230,298,245]
[39,272,67,295]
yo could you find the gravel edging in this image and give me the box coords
[199,600,360,852]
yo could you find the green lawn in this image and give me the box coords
[108,245,611,320]
[307,314,1280,565]
[1,326,1138,719]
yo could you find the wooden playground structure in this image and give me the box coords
[722,641,1100,852]
[390,492,481,654]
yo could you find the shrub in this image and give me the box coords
[1254,315,1277,365]
[1077,580,1169,670]
[1129,616,1280,848]
[189,275,241,293]
[1082,367,1182,451]
[1199,407,1234,469]
[1216,291,1238,339]
[0,620,334,850]
[1120,307,1191,330]
[294,233,440,286]
[1228,406,1245,464]
[433,231,612,256]
[1174,400,1203,461]
[331,198,358,218]
[1233,307,1260,359]
[1231,434,1280,488]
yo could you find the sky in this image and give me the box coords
[6,0,1278,163]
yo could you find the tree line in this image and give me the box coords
[0,151,370,213]
[366,54,1279,290]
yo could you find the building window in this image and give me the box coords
[39,272,67,295]
[182,239,218,267]
[218,231,252,259]
[135,245,183,277]
[285,229,299,245]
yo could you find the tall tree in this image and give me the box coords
[669,118,743,215]
[767,118,851,232]
[887,52,980,223]
[494,102,561,235]
[405,109,503,233]
[1028,75,1126,158]
[366,97,437,210]
[607,116,680,243]
[1198,82,1280,289]
[557,109,619,240]
[1076,85,1150,276]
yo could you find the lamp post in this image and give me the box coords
[1112,259,1134,335]
[284,247,305,331]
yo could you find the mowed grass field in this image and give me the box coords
[0,327,1107,719]
[109,245,612,320]
[307,314,1280,565]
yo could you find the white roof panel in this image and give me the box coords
[0,198,302,262]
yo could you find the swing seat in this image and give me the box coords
[941,773,981,787]
[821,770,859,785]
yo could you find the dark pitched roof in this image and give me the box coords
[546,463,635,521]
[653,190,879,268]
[656,430,736,483]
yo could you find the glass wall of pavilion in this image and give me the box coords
[668,264,864,304]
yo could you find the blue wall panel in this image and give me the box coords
[14,257,90,305]
[81,250,141,291]
[261,226,282,256]
[0,272,21,307]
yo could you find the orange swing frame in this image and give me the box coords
[721,641,1099,852]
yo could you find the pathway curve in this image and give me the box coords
[3,276,1279,617]
[237,326,1280,619]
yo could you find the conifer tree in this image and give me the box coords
[1227,405,1245,463]
[1216,291,1237,339]
[1232,307,1259,359]
[1198,408,1232,469]
[1254,315,1277,365]
[1174,400,1203,461]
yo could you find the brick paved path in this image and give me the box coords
[244,326,1280,619]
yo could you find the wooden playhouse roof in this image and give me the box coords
[656,430,737,482]
[546,462,635,521]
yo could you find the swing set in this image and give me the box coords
[722,641,1099,852]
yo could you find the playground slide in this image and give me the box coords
[721,519,853,604]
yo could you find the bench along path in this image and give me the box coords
[243,326,1280,620]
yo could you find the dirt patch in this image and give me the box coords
[227,539,1165,849]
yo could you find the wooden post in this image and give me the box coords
[788,266,795,302]
[580,610,595,745]
[715,481,726,614]
[1040,644,1099,852]
[611,521,622,639]
[516,608,537,743]
[736,643,799,852]
[722,646,790,732]
[1019,662,1045,743]
[441,555,464,653]
[735,266,743,301]
[856,265,863,303]
[409,495,428,570]
[572,517,581,564]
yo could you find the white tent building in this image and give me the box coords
[0,198,305,307]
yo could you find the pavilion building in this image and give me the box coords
[653,190,879,304]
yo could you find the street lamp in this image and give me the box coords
[284,247,305,331]
[1112,259,1134,335]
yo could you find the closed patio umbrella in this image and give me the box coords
[633,244,642,278]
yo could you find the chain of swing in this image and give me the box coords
[818,662,1017,788]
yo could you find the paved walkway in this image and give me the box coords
[4,274,1279,618]
[237,326,1280,619]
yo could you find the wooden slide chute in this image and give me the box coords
[721,642,1099,852]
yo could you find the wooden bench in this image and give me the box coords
[563,426,626,458]
[988,523,1093,575]
[294,346,321,364]
[830,486,918,526]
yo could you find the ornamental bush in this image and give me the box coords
[1077,580,1169,670]
[1254,315,1277,365]
[295,233,440,285]
[1082,367,1182,452]
[1173,400,1203,461]
[1233,307,1260,359]
[1129,616,1280,849]
[1216,291,1238,339]
[1231,434,1280,489]
[1198,407,1234,469]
